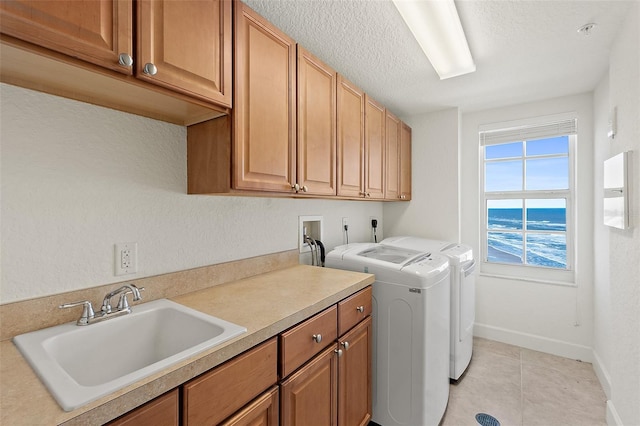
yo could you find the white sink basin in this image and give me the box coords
[13,299,246,411]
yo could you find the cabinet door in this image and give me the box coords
[297,46,337,196]
[336,75,365,198]
[385,111,401,200]
[183,338,278,426]
[280,344,339,426]
[106,389,178,426]
[233,2,296,193]
[220,386,279,426]
[0,0,132,74]
[364,96,385,200]
[137,0,231,106]
[400,121,412,201]
[338,317,372,426]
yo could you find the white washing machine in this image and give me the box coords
[381,236,476,380]
[326,243,450,426]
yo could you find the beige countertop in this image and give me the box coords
[0,265,374,425]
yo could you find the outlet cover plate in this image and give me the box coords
[115,242,137,276]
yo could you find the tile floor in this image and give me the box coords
[441,338,607,426]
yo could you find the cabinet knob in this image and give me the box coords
[359,192,367,197]
[143,63,158,76]
[291,183,300,192]
[301,185,308,193]
[356,306,364,313]
[118,53,133,67]
[335,348,343,357]
[312,334,322,343]
[341,341,349,351]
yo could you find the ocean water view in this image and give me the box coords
[487,208,567,269]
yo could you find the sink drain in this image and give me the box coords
[476,413,500,426]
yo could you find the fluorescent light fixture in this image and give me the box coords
[392,0,476,79]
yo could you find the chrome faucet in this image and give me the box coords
[60,284,145,326]
[101,284,143,314]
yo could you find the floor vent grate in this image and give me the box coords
[476,413,500,426]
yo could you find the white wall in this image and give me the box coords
[0,83,382,303]
[592,73,612,398]
[601,3,640,424]
[383,108,460,242]
[460,93,595,361]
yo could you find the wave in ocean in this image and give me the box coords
[487,208,567,269]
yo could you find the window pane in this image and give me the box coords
[485,161,522,191]
[488,199,523,230]
[525,157,568,190]
[487,232,523,264]
[485,142,522,160]
[526,199,566,231]
[526,136,568,156]
[526,234,567,269]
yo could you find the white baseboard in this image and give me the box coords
[474,322,593,362]
[606,400,623,426]
[592,350,612,398]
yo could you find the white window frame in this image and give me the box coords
[479,114,577,285]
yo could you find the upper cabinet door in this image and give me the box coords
[364,95,385,200]
[297,46,337,196]
[0,0,133,74]
[385,111,401,200]
[233,2,296,193]
[400,122,412,201]
[137,0,232,106]
[337,75,365,198]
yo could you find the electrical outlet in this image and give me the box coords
[342,217,349,230]
[370,216,379,243]
[115,242,137,276]
[370,216,379,229]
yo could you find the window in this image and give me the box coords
[480,115,576,282]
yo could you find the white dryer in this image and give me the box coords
[381,236,476,380]
[326,243,450,426]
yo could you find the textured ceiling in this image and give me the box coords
[241,0,635,117]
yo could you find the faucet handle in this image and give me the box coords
[116,286,145,311]
[130,285,145,301]
[117,293,131,311]
[59,300,95,326]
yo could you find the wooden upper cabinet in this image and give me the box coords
[137,0,232,106]
[364,95,385,200]
[400,121,412,201]
[0,0,133,74]
[336,75,365,198]
[233,2,296,193]
[297,46,337,196]
[385,110,401,200]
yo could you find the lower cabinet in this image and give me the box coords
[105,389,179,426]
[338,317,372,426]
[182,338,278,425]
[279,286,372,426]
[280,344,339,425]
[220,386,280,426]
[104,287,371,426]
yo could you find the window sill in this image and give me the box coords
[479,271,577,287]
